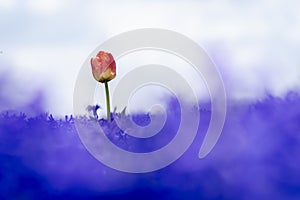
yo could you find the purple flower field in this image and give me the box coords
[0,89,300,199]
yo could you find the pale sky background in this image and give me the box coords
[0,0,300,116]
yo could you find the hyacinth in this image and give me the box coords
[1,94,300,199]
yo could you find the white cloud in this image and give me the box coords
[0,0,16,10]
[7,46,90,115]
[26,0,69,15]
[1,0,300,114]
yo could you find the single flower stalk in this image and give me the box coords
[91,51,116,122]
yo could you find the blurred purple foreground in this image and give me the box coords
[0,90,300,199]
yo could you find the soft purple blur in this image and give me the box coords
[0,72,300,199]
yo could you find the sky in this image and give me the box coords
[0,0,300,116]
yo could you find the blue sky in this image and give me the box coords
[0,0,300,115]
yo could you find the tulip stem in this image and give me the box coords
[104,81,111,122]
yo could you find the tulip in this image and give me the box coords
[91,51,116,121]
